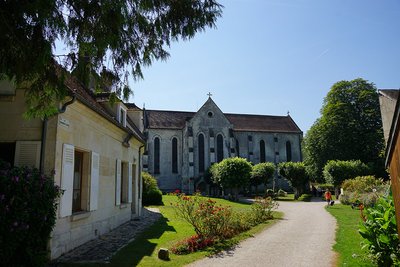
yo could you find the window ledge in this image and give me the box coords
[120,203,128,209]
[71,211,91,222]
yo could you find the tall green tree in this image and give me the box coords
[0,0,223,118]
[303,78,385,182]
[278,161,308,200]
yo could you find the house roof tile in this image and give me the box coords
[63,75,145,143]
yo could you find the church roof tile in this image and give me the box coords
[145,110,302,133]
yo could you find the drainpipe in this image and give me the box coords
[39,94,76,174]
[39,118,48,174]
[138,145,144,216]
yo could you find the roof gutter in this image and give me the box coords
[122,133,134,147]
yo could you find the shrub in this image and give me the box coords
[144,188,163,205]
[173,194,233,240]
[298,194,312,202]
[0,161,61,267]
[359,194,400,266]
[251,197,278,223]
[339,176,389,207]
[142,172,163,205]
[323,160,370,187]
[229,211,253,234]
[342,175,387,193]
[171,194,278,254]
[171,235,214,255]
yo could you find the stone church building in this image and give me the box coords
[130,97,303,193]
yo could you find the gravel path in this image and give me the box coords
[188,198,337,267]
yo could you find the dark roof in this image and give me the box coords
[146,110,195,129]
[226,113,302,133]
[379,89,399,101]
[145,109,302,133]
[125,102,142,110]
[63,75,145,143]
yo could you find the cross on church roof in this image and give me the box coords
[207,92,212,98]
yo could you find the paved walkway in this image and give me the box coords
[53,207,161,264]
[188,198,337,267]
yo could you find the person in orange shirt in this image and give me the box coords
[324,189,332,207]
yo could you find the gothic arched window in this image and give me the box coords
[236,139,240,157]
[286,141,292,162]
[198,134,205,173]
[154,137,160,174]
[217,134,224,162]
[260,140,266,163]
[172,137,178,173]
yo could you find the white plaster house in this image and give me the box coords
[0,75,145,259]
[132,97,303,193]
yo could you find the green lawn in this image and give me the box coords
[326,204,376,267]
[61,195,282,267]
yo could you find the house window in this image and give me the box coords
[260,140,266,163]
[60,145,99,218]
[198,134,205,173]
[115,159,132,206]
[0,142,15,167]
[72,150,89,213]
[118,104,127,127]
[172,137,178,173]
[236,139,240,157]
[121,161,129,203]
[286,141,292,162]
[217,134,224,162]
[154,137,160,174]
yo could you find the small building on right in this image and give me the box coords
[379,89,400,236]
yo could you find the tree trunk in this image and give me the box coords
[334,186,340,200]
[294,188,300,200]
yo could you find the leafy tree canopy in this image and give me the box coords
[250,162,275,187]
[212,157,252,190]
[303,78,385,182]
[0,0,223,118]
[323,160,370,187]
[278,161,308,199]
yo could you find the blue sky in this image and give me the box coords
[131,0,400,134]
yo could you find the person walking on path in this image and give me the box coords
[325,189,332,207]
[188,199,337,267]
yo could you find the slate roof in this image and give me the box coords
[145,109,302,133]
[226,113,302,133]
[146,110,195,129]
[63,74,145,143]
